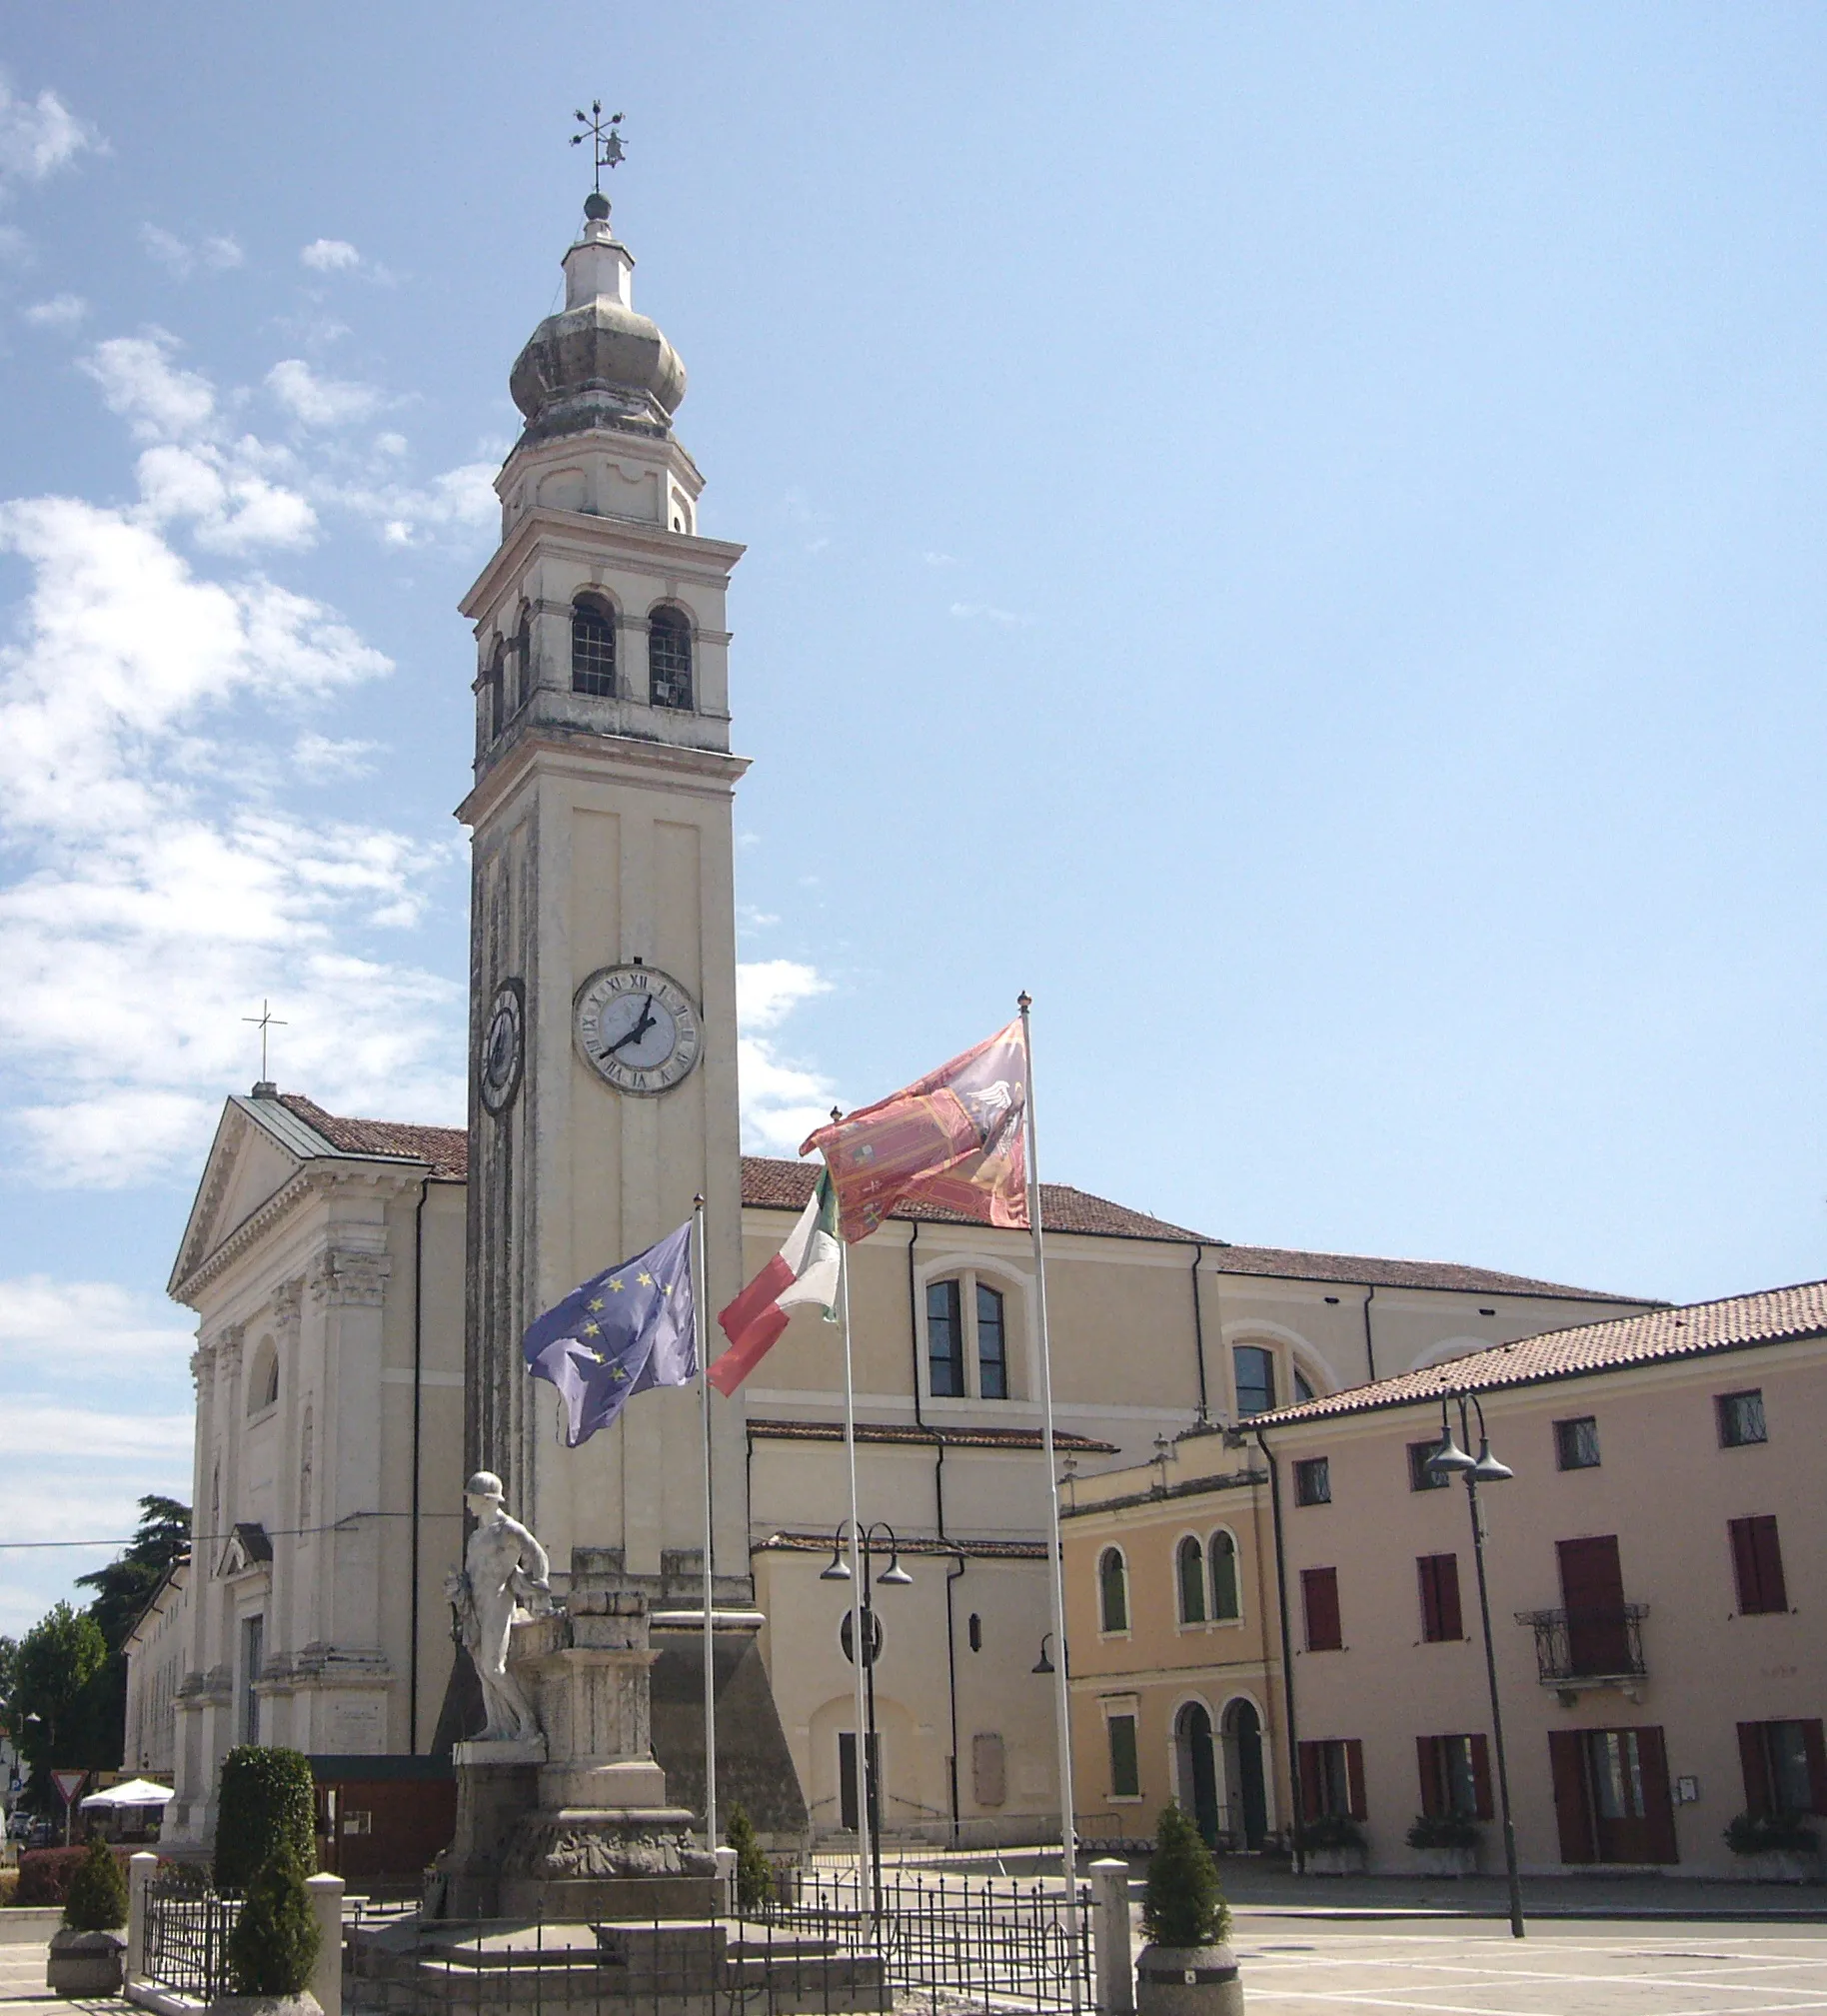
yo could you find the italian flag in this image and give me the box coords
[709,1168,840,1394]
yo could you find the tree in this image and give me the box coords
[75,1495,191,1770]
[63,1839,129,1932]
[214,1746,316,1893]
[227,1845,319,1997]
[12,1604,108,1787]
[1141,1802,1231,1950]
[726,1801,774,1912]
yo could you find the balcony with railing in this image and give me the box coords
[1515,1604,1649,1687]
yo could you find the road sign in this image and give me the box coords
[51,1770,85,1807]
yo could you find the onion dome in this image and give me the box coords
[509,194,686,443]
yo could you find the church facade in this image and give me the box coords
[139,194,1655,1857]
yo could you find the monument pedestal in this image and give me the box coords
[431,1562,717,1920]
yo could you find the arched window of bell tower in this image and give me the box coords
[487,643,506,739]
[648,605,693,711]
[571,596,618,698]
[514,604,533,711]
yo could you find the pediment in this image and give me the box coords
[217,1521,273,1581]
[169,1101,309,1303]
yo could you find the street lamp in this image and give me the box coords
[1428,1392,1524,1939]
[1031,1633,1056,1676]
[825,1519,911,1918]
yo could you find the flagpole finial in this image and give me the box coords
[694,1192,705,1208]
[1017,992,1032,1013]
[830,1105,843,1125]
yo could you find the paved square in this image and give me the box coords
[1235,1920,1827,2016]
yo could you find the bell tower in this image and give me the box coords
[457,189,748,1585]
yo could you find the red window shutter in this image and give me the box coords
[1548,1729,1595,1864]
[1437,1554,1463,1641]
[1636,1725,1679,1864]
[1729,1518,1761,1611]
[1738,1723,1773,1817]
[1802,1721,1827,1816]
[1753,1517,1787,1612]
[1302,1567,1342,1651]
[1345,1738,1368,1822]
[1416,1557,1440,1641]
[1298,1742,1322,1823]
[1416,1736,1443,1819]
[1470,1734,1494,1822]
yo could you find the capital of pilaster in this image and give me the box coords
[273,1276,306,1338]
[309,1248,392,1309]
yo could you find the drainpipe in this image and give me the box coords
[944,1548,965,1847]
[1253,1425,1302,1874]
[906,1221,925,1430]
[1361,1282,1377,1383]
[408,1172,429,1754]
[1189,1243,1209,1423]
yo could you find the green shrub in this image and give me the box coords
[1405,1812,1481,1851]
[1725,1810,1818,1856]
[62,1839,129,1930]
[227,1846,320,1997]
[1302,1812,1365,1852]
[0,1870,17,1908]
[1141,1803,1230,1948]
[17,1846,124,1907]
[725,1801,774,1913]
[214,1747,315,1894]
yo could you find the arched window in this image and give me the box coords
[1233,1344,1277,1417]
[1294,1364,1316,1403]
[515,606,533,711]
[1098,1547,1129,1634]
[926,1279,963,1396]
[975,1284,1006,1398]
[922,1270,1018,1401]
[247,1338,279,1415]
[1177,1535,1207,1624]
[487,642,506,738]
[648,606,693,710]
[1210,1529,1241,1622]
[572,598,617,697]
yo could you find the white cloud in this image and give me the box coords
[267,357,383,429]
[736,960,838,1152]
[22,291,86,329]
[0,1403,193,1461]
[300,238,361,273]
[81,333,216,440]
[140,223,243,278]
[337,458,499,548]
[0,1275,193,1365]
[949,601,1031,628]
[921,550,957,567]
[0,78,101,184]
[295,731,379,781]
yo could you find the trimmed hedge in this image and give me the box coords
[214,1746,316,1894]
[17,1845,133,1908]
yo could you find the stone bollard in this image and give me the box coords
[126,1851,158,1983]
[714,1846,738,1918]
[305,1873,345,2016]
[1090,1858,1134,2015]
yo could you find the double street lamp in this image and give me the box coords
[822,1520,912,1918]
[1426,1391,1525,1940]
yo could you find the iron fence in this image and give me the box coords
[143,1871,240,2002]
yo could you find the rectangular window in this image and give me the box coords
[1408,1439,1448,1491]
[1738,1719,1827,1816]
[1555,1416,1601,1470]
[1417,1733,1492,1821]
[1293,1456,1331,1506]
[1106,1712,1140,1799]
[926,1279,964,1397]
[1297,1738,1366,1821]
[1301,1566,1342,1651]
[240,1613,264,1746]
[1233,1344,1276,1417]
[1717,1389,1767,1448]
[1417,1553,1463,1642]
[975,1283,1006,1400]
[1729,1514,1788,1614]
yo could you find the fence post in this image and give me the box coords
[1089,1859,1132,2016]
[126,1852,158,1983]
[715,1845,737,1917]
[305,1872,344,2016]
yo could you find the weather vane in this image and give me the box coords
[572,102,626,194]
[244,1000,287,1083]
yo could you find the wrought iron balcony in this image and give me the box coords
[1515,1604,1649,1685]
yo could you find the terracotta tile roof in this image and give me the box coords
[276,1094,469,1177]
[748,1416,1119,1454]
[754,1528,1048,1561]
[1255,1277,1827,1428]
[740,1154,1208,1240]
[1197,1241,1636,1302]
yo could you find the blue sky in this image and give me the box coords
[1,4,1824,1630]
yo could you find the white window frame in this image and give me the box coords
[916,1260,1028,1404]
[1096,1543,1131,1640]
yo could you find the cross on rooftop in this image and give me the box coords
[243,1000,287,1084]
[572,103,626,193]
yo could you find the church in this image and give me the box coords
[134,190,1653,1869]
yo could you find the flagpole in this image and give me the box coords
[836,1223,873,1920]
[694,1193,718,1855]
[1017,993,1081,2014]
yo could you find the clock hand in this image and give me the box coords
[604,1000,659,1056]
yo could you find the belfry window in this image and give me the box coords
[515,607,533,710]
[649,607,693,710]
[572,598,617,697]
[487,644,506,738]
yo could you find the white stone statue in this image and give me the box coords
[445,1470,553,1742]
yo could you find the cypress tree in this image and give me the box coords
[227,1846,320,1998]
[62,1841,128,1932]
[1141,1803,1231,1949]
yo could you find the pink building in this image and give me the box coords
[1255,1280,1827,1878]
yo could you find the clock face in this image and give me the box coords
[479,980,525,1115]
[573,964,702,1095]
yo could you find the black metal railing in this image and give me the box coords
[1516,1604,1649,1683]
[142,1872,240,2002]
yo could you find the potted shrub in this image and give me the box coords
[1135,1803,1241,2015]
[1301,1813,1367,1877]
[1405,1812,1481,1878]
[214,1845,322,2016]
[725,1802,775,1914]
[1724,1810,1818,1884]
[46,1839,128,1997]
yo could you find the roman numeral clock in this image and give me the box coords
[573,963,702,1095]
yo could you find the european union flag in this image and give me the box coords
[523,1219,698,1448]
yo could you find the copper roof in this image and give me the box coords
[1254,1277,1827,1428]
[749,1417,1119,1454]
